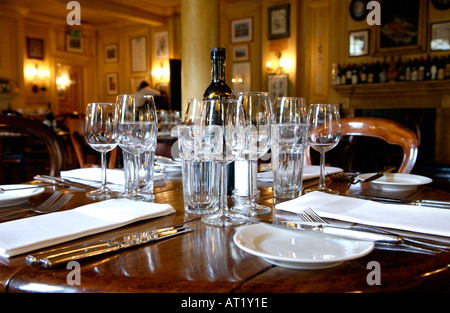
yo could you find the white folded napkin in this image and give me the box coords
[258,165,343,182]
[276,191,450,237]
[0,199,175,258]
[61,168,165,191]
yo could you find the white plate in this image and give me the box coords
[155,157,181,167]
[233,223,374,270]
[257,165,343,182]
[0,184,45,207]
[357,173,432,191]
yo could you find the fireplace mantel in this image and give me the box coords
[334,80,450,165]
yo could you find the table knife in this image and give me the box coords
[270,221,404,243]
[34,175,96,190]
[26,225,193,268]
[364,166,396,182]
[356,195,450,209]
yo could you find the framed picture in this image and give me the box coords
[154,31,169,59]
[104,44,118,63]
[66,30,83,53]
[430,21,450,51]
[373,0,427,55]
[268,74,288,98]
[27,38,44,59]
[131,77,145,93]
[131,37,147,72]
[349,0,369,21]
[232,62,251,93]
[349,29,370,57]
[106,73,118,95]
[233,45,249,61]
[231,17,253,43]
[268,4,290,40]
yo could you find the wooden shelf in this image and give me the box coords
[334,80,450,97]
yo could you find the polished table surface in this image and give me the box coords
[1,170,449,294]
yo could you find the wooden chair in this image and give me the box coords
[65,117,118,169]
[305,117,419,173]
[0,114,64,178]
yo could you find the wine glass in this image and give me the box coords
[230,92,272,217]
[84,102,119,200]
[115,94,158,200]
[305,103,341,194]
[200,99,247,227]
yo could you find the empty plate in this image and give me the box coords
[0,185,45,207]
[234,223,374,270]
[358,173,432,191]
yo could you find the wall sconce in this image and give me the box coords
[152,62,170,82]
[56,63,71,95]
[25,63,49,93]
[266,51,292,74]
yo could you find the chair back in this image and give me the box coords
[305,117,419,173]
[66,117,118,169]
[0,114,64,176]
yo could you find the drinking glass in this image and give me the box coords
[115,94,158,200]
[201,99,247,227]
[84,102,118,200]
[305,103,341,194]
[272,97,309,198]
[230,92,272,217]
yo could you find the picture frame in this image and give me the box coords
[131,36,147,73]
[349,29,370,57]
[233,45,249,61]
[27,38,44,60]
[268,4,290,40]
[66,30,83,53]
[104,44,118,63]
[106,73,118,95]
[268,74,288,98]
[131,77,146,93]
[154,31,169,59]
[430,21,450,51]
[231,17,253,43]
[373,0,427,55]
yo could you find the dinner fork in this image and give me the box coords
[0,192,73,219]
[299,208,450,253]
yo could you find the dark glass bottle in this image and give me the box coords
[203,47,234,195]
[203,47,232,100]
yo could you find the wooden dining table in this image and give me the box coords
[0,168,449,297]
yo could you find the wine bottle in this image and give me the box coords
[203,47,234,195]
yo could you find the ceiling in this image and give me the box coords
[3,0,182,26]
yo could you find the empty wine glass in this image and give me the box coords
[305,103,341,194]
[115,94,158,200]
[201,99,247,227]
[230,92,272,217]
[84,102,118,200]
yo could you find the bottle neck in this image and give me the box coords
[211,58,225,83]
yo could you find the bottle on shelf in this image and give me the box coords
[445,55,450,79]
[203,47,235,195]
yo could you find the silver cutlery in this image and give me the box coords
[0,184,56,193]
[299,207,450,254]
[26,224,194,268]
[364,166,396,182]
[0,192,73,219]
[34,175,97,190]
[356,195,450,209]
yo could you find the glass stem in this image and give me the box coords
[220,163,227,214]
[248,160,254,203]
[101,152,107,190]
[319,152,326,190]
